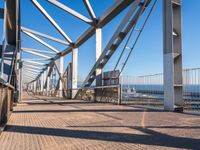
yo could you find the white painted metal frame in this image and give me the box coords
[21,48,51,59]
[21,47,56,54]
[32,0,72,43]
[21,26,69,45]
[48,0,93,25]
[22,30,59,53]
[83,0,97,21]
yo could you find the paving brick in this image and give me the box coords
[0,92,199,150]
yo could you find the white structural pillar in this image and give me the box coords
[95,28,102,101]
[43,70,47,95]
[163,0,183,112]
[59,57,64,97]
[18,52,23,101]
[95,28,102,86]
[36,80,39,93]
[40,73,44,93]
[72,47,78,99]
[34,81,37,93]
[46,67,50,96]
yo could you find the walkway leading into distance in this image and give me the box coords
[0,93,200,150]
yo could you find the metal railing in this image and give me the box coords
[121,68,200,111]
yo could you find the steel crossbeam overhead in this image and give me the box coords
[34,0,134,80]
[23,63,45,67]
[32,0,72,43]
[23,64,44,70]
[22,60,45,65]
[23,63,46,69]
[23,76,35,80]
[23,74,38,78]
[22,58,50,61]
[21,47,56,54]
[23,67,42,72]
[48,0,93,25]
[23,73,37,77]
[25,70,40,75]
[23,65,43,70]
[21,26,69,46]
[21,48,51,59]
[22,30,59,53]
[83,0,97,21]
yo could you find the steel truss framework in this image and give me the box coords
[0,0,183,112]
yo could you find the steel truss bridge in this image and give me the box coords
[0,0,187,125]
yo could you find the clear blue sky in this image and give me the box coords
[2,0,200,81]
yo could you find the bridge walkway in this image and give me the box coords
[0,93,200,150]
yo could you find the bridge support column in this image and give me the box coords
[72,48,78,99]
[34,81,36,94]
[59,57,64,97]
[163,0,183,112]
[36,80,39,94]
[43,70,47,95]
[46,67,50,96]
[40,73,44,94]
[17,52,22,101]
[95,28,102,101]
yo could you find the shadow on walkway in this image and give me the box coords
[5,125,200,149]
[13,109,163,113]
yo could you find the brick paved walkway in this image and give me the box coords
[0,93,200,150]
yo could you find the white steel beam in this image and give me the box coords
[23,74,38,79]
[23,63,45,67]
[21,47,56,54]
[23,75,35,80]
[83,0,96,20]
[22,60,45,65]
[32,0,72,43]
[48,0,93,25]
[23,67,42,72]
[22,48,51,59]
[22,58,50,61]
[21,26,69,45]
[23,73,38,77]
[25,70,40,75]
[23,64,44,70]
[22,30,59,53]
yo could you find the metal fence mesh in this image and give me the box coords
[121,68,200,111]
